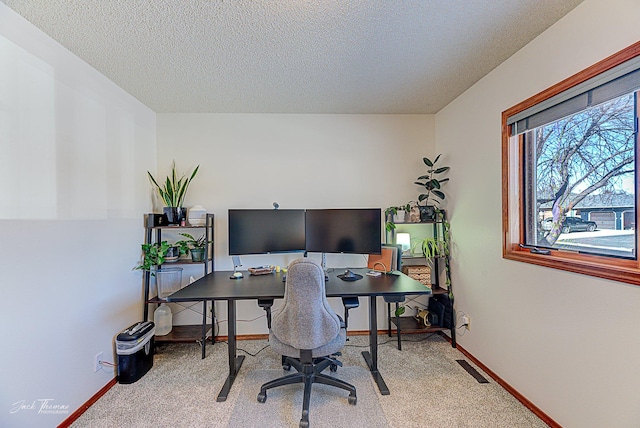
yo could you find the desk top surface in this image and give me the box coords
[167,268,432,302]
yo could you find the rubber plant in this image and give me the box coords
[415,154,450,220]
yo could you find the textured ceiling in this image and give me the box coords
[2,0,583,114]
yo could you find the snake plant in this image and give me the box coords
[147,161,199,207]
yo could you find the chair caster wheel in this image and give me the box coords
[283,363,291,371]
[330,364,337,372]
[348,394,357,405]
[257,392,267,403]
[299,419,309,428]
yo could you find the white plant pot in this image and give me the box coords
[393,210,406,223]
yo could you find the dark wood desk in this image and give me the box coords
[167,267,432,401]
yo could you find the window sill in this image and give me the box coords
[503,246,640,285]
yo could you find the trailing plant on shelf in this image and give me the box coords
[413,236,447,259]
[393,302,430,318]
[441,215,453,292]
[135,241,178,271]
[415,154,450,221]
[416,218,451,253]
[419,211,453,291]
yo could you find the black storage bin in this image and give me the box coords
[115,321,155,384]
[429,294,453,329]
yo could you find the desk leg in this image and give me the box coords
[201,300,207,360]
[361,296,390,395]
[216,299,245,402]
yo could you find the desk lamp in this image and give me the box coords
[397,233,411,255]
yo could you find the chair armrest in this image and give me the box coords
[258,299,274,329]
[383,295,405,303]
[341,297,359,310]
[341,297,359,330]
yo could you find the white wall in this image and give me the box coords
[0,5,156,427]
[157,113,434,333]
[435,0,640,426]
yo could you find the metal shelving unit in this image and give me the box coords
[142,213,215,359]
[385,209,455,349]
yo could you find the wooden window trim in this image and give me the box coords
[502,41,640,286]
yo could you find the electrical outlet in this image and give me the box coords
[462,315,471,330]
[94,352,103,372]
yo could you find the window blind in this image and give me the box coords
[508,56,640,135]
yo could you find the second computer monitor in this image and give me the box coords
[305,208,382,255]
[228,209,306,255]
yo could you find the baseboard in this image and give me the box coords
[57,378,116,428]
[448,337,560,428]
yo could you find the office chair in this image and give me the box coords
[257,258,356,428]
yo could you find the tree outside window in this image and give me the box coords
[524,93,636,258]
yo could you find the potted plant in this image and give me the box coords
[413,236,447,259]
[415,154,450,221]
[384,203,411,232]
[147,161,199,225]
[416,213,453,289]
[176,232,208,262]
[135,241,181,271]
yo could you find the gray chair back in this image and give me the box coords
[271,258,341,350]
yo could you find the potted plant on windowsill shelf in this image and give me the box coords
[147,161,199,225]
[175,232,209,262]
[415,154,450,221]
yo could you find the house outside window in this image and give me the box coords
[502,42,640,285]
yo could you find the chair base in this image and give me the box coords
[258,351,357,428]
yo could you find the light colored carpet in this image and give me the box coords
[72,334,548,427]
[229,367,388,428]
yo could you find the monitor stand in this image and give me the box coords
[284,253,328,282]
[321,253,329,281]
[230,256,243,279]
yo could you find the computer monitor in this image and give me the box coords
[228,209,306,255]
[305,208,382,254]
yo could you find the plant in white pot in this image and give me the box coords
[147,161,199,225]
[384,204,411,232]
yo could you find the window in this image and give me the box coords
[502,42,640,285]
